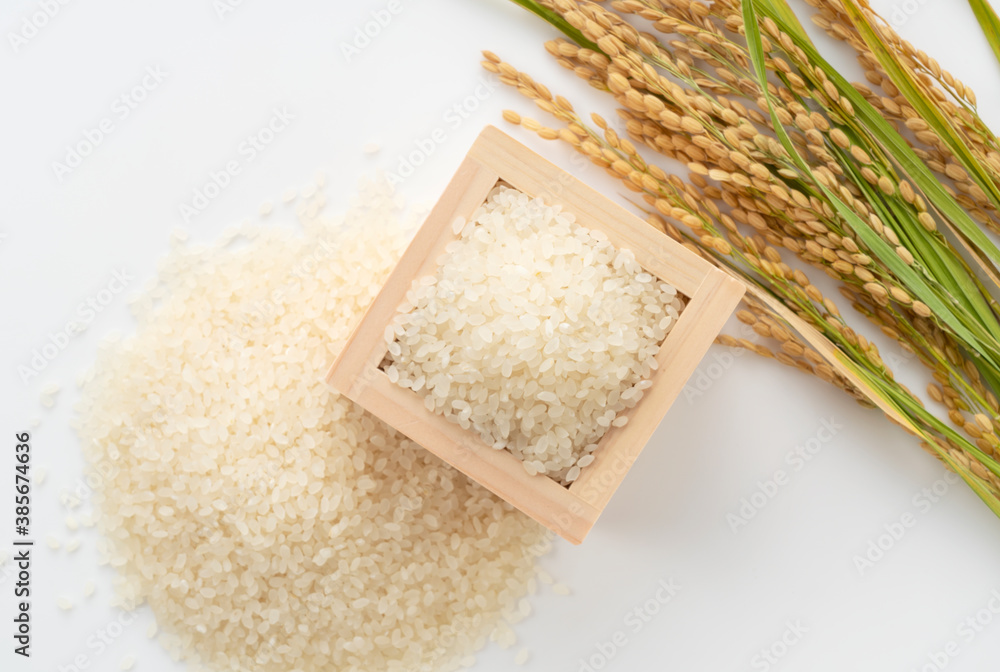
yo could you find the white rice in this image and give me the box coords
[74,178,549,672]
[385,186,683,484]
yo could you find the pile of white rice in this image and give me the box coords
[73,179,550,672]
[384,186,682,484]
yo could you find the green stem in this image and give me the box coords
[505,0,600,52]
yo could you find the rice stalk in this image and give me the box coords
[487,0,1000,517]
[837,1,1000,234]
[807,0,1000,234]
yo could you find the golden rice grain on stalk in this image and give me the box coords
[945,163,970,181]
[889,286,913,304]
[975,414,994,432]
[877,176,896,196]
[503,110,522,125]
[830,128,851,149]
[850,145,872,164]
[895,246,915,265]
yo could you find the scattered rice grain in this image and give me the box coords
[552,583,572,596]
[74,177,547,672]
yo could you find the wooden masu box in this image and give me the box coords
[328,126,744,544]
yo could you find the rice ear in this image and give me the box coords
[840,0,1000,219]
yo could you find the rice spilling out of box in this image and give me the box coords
[73,178,550,672]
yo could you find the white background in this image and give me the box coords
[3,1,1000,671]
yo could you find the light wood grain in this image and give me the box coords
[327,125,745,544]
[346,370,600,544]
[328,157,499,398]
